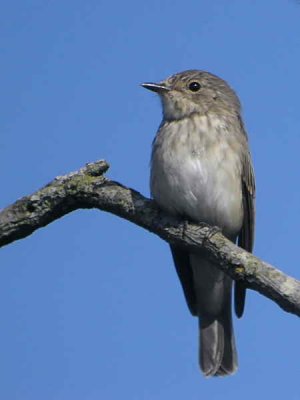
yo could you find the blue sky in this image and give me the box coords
[1,1,300,399]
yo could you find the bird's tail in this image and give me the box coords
[199,305,237,376]
[190,254,238,377]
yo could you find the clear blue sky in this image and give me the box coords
[1,1,300,399]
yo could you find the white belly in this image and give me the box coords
[150,115,244,237]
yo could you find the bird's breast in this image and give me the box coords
[150,114,244,237]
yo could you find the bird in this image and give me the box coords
[142,70,255,377]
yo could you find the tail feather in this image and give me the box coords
[217,305,238,376]
[190,254,238,377]
[200,318,224,376]
[200,311,237,377]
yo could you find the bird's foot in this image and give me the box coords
[197,223,222,243]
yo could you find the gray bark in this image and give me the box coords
[0,160,299,317]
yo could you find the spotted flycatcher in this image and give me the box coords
[142,70,255,377]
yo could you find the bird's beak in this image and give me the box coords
[141,82,170,94]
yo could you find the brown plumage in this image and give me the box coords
[143,70,255,377]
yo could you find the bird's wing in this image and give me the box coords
[170,245,197,316]
[235,150,256,318]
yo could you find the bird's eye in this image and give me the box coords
[188,81,201,92]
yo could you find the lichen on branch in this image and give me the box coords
[0,160,300,317]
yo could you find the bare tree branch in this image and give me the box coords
[1,160,300,317]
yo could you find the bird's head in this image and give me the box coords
[142,70,241,121]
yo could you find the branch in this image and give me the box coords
[1,160,300,317]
